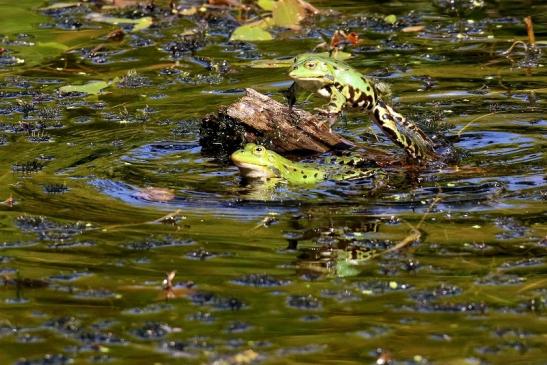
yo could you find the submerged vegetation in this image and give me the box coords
[0,0,545,364]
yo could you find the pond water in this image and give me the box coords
[0,1,545,364]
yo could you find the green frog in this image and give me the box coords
[288,53,437,162]
[230,143,379,184]
[298,246,377,277]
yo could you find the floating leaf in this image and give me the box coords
[103,0,139,8]
[249,51,351,68]
[248,58,294,68]
[336,260,361,277]
[176,6,198,16]
[230,23,273,41]
[209,0,246,7]
[272,0,306,29]
[231,349,259,364]
[36,42,69,52]
[59,81,110,95]
[332,51,352,60]
[317,51,352,61]
[132,17,153,32]
[384,14,397,25]
[257,0,276,11]
[41,2,80,11]
[85,13,153,32]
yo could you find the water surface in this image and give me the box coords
[0,1,545,364]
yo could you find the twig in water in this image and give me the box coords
[457,112,498,137]
[524,16,536,47]
[152,209,184,224]
[372,196,441,259]
[517,278,547,294]
[252,213,279,230]
[368,125,380,142]
[416,196,442,231]
[500,40,528,56]
[99,210,185,232]
[499,17,538,62]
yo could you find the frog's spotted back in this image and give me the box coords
[289,53,437,162]
[231,144,381,185]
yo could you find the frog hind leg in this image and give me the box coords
[370,99,437,162]
[329,166,378,181]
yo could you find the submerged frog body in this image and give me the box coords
[289,53,436,162]
[298,245,377,278]
[230,143,378,184]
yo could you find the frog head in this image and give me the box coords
[230,143,284,179]
[231,144,328,184]
[288,53,337,90]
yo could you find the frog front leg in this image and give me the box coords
[316,86,346,127]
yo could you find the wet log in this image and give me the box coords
[200,88,354,158]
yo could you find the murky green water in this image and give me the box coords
[0,1,546,364]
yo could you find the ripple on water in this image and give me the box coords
[458,130,535,154]
[121,141,200,163]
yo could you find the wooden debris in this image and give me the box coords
[107,29,125,41]
[162,271,177,300]
[1,194,15,207]
[200,88,353,157]
[135,187,175,202]
[524,16,536,47]
[402,25,425,33]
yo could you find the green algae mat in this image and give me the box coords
[0,1,546,364]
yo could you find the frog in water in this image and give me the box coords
[299,245,376,277]
[231,143,379,184]
[288,53,437,162]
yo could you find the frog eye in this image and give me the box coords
[255,146,264,153]
[306,62,317,69]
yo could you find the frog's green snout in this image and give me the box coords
[288,67,297,79]
[230,145,277,179]
[230,149,244,162]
